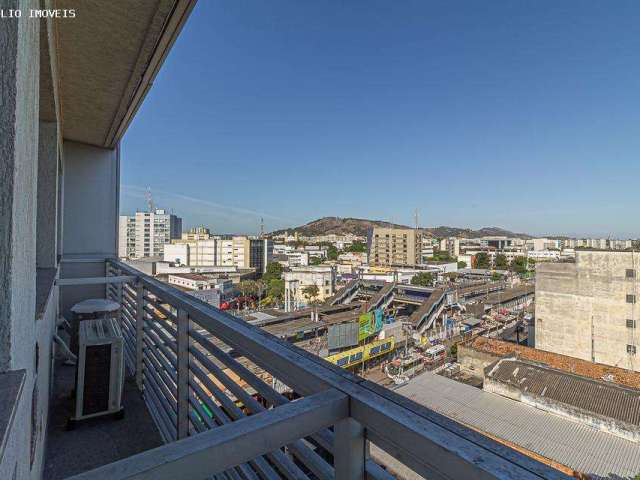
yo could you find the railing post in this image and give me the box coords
[176,308,190,439]
[334,417,365,479]
[135,280,145,390]
[116,266,123,306]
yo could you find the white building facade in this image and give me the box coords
[118,209,182,259]
[284,266,336,311]
[163,236,273,273]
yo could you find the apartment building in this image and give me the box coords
[118,216,136,258]
[284,266,336,311]
[163,236,273,273]
[283,251,310,267]
[439,237,460,257]
[367,227,423,266]
[536,250,640,371]
[118,209,182,259]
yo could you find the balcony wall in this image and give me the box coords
[59,140,120,318]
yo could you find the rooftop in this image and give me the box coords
[483,284,534,305]
[486,357,640,427]
[397,372,640,479]
[468,337,640,390]
[168,273,214,281]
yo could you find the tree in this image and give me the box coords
[309,256,323,265]
[428,251,456,263]
[491,272,504,281]
[494,253,509,269]
[345,241,367,253]
[475,252,490,269]
[326,244,339,261]
[302,284,320,303]
[266,279,285,303]
[511,256,528,275]
[238,280,259,297]
[410,272,433,287]
[457,260,467,269]
[263,262,284,283]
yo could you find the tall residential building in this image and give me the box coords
[119,216,136,258]
[367,227,423,266]
[439,237,460,258]
[118,209,182,259]
[536,250,640,371]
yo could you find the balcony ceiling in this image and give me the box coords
[54,0,194,148]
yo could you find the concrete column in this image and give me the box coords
[0,3,41,480]
[0,0,40,371]
[36,121,58,268]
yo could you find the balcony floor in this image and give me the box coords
[43,362,162,479]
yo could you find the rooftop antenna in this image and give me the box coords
[414,209,419,230]
[260,217,264,238]
[146,187,154,213]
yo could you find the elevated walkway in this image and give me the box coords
[366,282,396,311]
[408,288,448,332]
[325,279,361,305]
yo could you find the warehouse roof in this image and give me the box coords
[486,358,640,426]
[397,372,640,478]
[484,284,534,305]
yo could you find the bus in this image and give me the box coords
[424,344,446,364]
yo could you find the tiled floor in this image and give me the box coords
[43,362,162,479]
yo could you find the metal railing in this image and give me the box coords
[69,259,570,480]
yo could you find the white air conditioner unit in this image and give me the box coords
[70,317,124,426]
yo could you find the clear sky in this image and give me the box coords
[121,1,640,238]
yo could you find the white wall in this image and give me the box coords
[164,243,189,265]
[59,141,120,319]
[62,141,119,258]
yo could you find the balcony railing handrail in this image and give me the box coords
[69,258,570,480]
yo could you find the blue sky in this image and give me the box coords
[121,1,640,238]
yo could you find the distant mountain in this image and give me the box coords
[428,226,532,239]
[270,217,410,237]
[269,217,531,239]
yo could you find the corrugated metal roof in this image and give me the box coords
[397,373,640,479]
[484,284,534,305]
[486,358,640,426]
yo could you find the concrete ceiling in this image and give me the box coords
[54,0,194,148]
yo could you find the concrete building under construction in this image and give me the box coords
[536,250,640,372]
